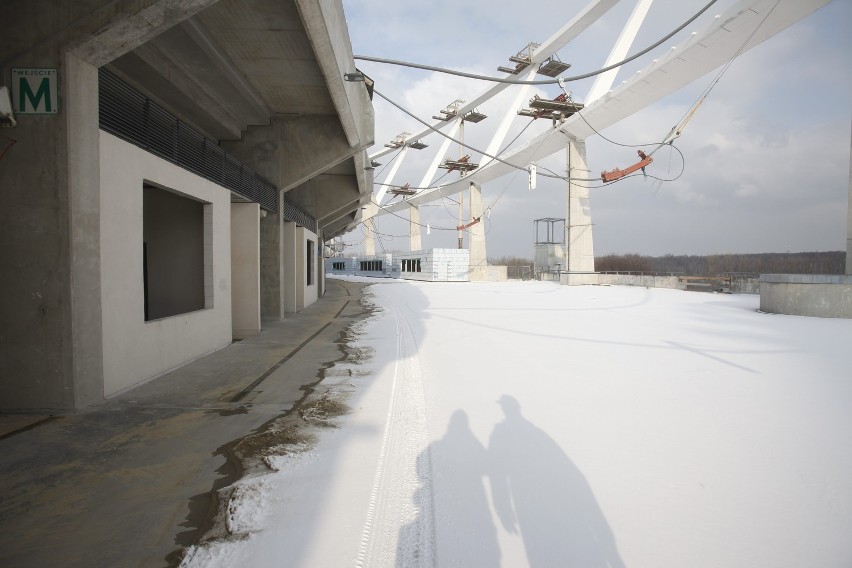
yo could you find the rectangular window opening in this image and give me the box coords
[143,183,210,321]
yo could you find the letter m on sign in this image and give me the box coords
[11,68,59,115]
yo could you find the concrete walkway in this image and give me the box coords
[0,279,372,568]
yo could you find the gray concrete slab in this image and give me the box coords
[0,279,372,568]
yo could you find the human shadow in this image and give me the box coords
[489,395,625,568]
[397,410,500,567]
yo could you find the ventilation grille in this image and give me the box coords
[99,66,315,235]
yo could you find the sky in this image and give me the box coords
[181,278,852,566]
[338,0,851,259]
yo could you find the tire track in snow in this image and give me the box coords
[356,295,434,568]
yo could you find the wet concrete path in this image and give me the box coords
[0,279,371,567]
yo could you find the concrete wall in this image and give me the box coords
[397,249,470,282]
[281,222,318,312]
[599,274,683,289]
[539,272,685,289]
[100,132,232,396]
[561,273,600,286]
[486,266,509,282]
[760,274,852,318]
[231,203,261,339]
[730,276,760,294]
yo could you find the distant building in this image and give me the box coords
[327,249,472,282]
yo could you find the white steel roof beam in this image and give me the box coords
[419,118,462,188]
[480,66,538,169]
[585,0,654,104]
[377,0,831,215]
[368,0,621,161]
[375,146,409,204]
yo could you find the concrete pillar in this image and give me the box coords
[0,51,103,410]
[67,54,105,408]
[231,203,261,339]
[468,183,488,281]
[364,218,376,256]
[259,206,284,319]
[566,140,595,273]
[409,205,422,252]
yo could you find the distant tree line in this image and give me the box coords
[489,256,535,268]
[490,252,846,275]
[595,251,846,275]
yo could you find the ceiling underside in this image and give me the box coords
[109,0,335,142]
[103,0,373,238]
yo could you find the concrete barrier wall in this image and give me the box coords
[760,274,852,318]
[487,266,508,282]
[731,277,760,294]
[598,274,683,289]
[561,273,601,286]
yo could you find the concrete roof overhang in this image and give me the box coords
[105,0,374,236]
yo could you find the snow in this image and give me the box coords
[182,279,852,567]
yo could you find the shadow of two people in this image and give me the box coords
[398,396,625,568]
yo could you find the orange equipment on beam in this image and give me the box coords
[600,150,653,183]
[456,217,481,231]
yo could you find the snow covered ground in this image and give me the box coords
[182,278,852,568]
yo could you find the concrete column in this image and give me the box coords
[259,207,284,319]
[409,205,422,252]
[67,54,105,407]
[0,50,103,410]
[364,219,376,256]
[231,203,261,339]
[468,183,488,281]
[566,140,595,273]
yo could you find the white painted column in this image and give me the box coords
[231,203,261,338]
[364,218,376,256]
[566,140,595,273]
[468,182,488,281]
[409,205,422,252]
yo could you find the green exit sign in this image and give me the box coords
[11,68,58,115]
